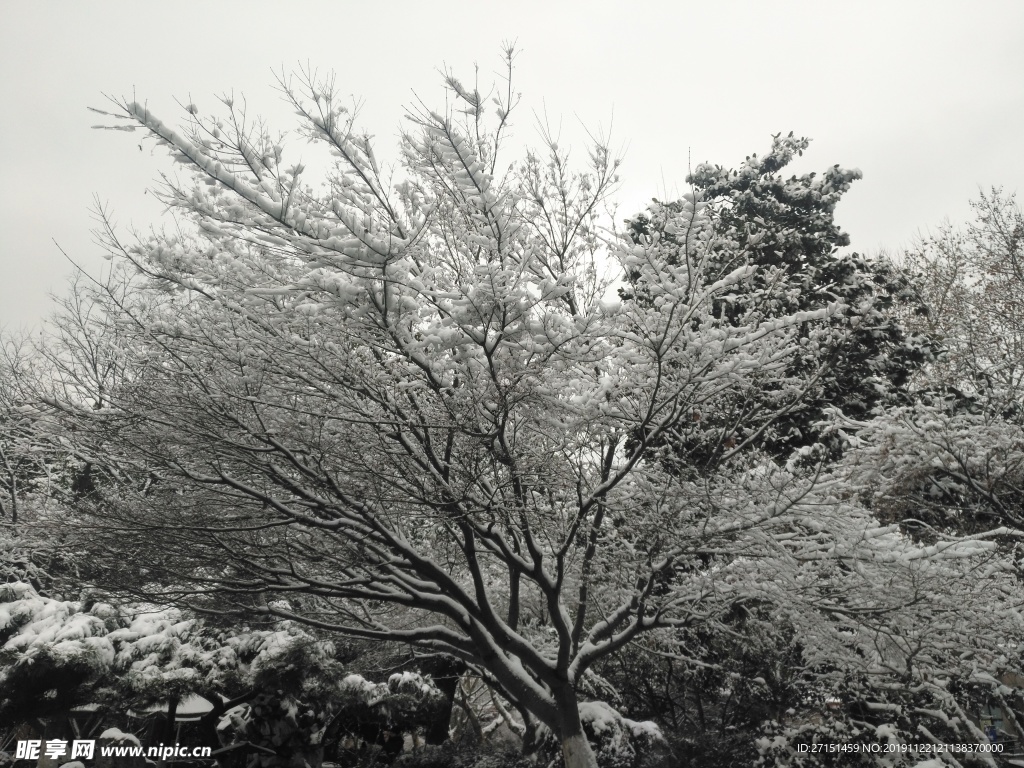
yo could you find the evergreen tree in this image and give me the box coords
[623,134,932,468]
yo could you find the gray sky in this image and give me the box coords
[2,1,1022,330]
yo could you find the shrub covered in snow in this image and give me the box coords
[0,580,120,724]
[329,672,448,761]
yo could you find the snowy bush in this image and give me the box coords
[331,672,448,758]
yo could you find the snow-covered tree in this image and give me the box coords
[43,59,1021,768]
[845,192,1024,538]
[624,137,932,467]
[0,335,56,525]
[790,189,1024,760]
[900,189,1023,411]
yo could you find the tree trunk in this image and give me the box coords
[161,696,178,752]
[562,732,598,768]
[414,654,466,745]
[553,687,598,768]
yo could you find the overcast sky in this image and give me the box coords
[2,1,1022,330]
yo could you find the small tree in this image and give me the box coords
[0,335,56,525]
